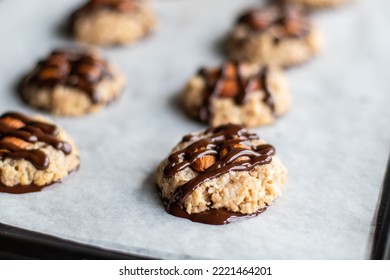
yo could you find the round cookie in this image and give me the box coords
[20,49,125,116]
[280,0,348,8]
[156,124,287,225]
[0,112,80,194]
[182,61,291,127]
[226,4,322,67]
[70,0,156,46]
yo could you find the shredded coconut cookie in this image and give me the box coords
[0,112,80,193]
[70,0,156,46]
[182,61,291,127]
[226,4,322,67]
[20,49,125,116]
[156,124,287,225]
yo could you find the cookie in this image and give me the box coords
[226,4,322,67]
[182,62,291,127]
[20,49,125,116]
[156,124,287,225]
[280,0,348,8]
[0,112,80,194]
[70,0,156,46]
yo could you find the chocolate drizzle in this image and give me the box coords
[22,50,113,103]
[71,0,138,28]
[0,112,72,170]
[238,4,310,40]
[198,62,275,122]
[162,124,275,225]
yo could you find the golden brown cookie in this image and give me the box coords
[70,0,156,46]
[20,49,125,116]
[182,61,291,127]
[0,112,80,194]
[226,4,322,67]
[156,124,287,225]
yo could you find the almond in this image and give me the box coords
[220,79,239,97]
[39,68,60,80]
[285,20,303,36]
[192,155,216,173]
[117,1,136,11]
[0,137,30,149]
[0,117,25,129]
[77,64,101,81]
[250,16,270,30]
[220,144,251,160]
[48,54,68,66]
[246,10,273,30]
[224,63,238,78]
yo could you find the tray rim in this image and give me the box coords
[370,155,390,260]
[0,222,154,260]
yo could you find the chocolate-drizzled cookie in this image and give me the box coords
[70,0,156,46]
[238,4,310,40]
[182,61,291,127]
[20,49,125,116]
[156,124,288,225]
[226,4,322,67]
[0,111,79,194]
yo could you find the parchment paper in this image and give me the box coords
[0,0,389,259]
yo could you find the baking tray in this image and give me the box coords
[1,0,390,259]
[1,162,389,259]
[0,222,149,259]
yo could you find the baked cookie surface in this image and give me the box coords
[20,49,125,116]
[226,4,322,67]
[156,124,287,225]
[182,62,291,127]
[70,0,156,46]
[281,0,348,8]
[0,112,79,193]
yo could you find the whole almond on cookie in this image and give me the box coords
[192,155,216,173]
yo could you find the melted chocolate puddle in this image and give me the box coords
[168,201,267,225]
